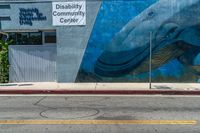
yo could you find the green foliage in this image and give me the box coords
[0,39,12,83]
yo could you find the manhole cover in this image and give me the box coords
[41,107,99,119]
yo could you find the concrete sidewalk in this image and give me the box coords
[0,82,200,95]
[1,82,200,91]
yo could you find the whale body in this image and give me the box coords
[95,0,200,77]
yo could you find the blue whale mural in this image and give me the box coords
[77,0,200,82]
[95,0,200,76]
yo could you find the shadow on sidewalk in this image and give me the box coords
[153,85,172,90]
[0,83,33,87]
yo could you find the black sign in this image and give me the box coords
[19,8,47,26]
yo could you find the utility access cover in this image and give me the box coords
[41,107,99,119]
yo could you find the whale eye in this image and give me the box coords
[148,11,154,18]
[142,11,155,22]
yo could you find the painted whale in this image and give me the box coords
[95,0,200,77]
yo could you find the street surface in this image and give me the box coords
[0,96,199,133]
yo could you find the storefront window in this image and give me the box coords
[8,33,16,45]
[8,31,56,45]
[8,32,42,45]
[44,31,56,44]
[16,33,29,45]
[29,32,42,45]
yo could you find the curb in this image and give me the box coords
[0,89,200,95]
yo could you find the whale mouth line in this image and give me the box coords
[94,37,200,77]
[97,45,150,67]
[95,45,150,77]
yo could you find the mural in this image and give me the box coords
[76,0,200,83]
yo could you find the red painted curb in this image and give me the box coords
[0,89,200,95]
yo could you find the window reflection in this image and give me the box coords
[16,33,29,45]
[44,31,56,44]
[8,32,43,45]
[29,32,42,45]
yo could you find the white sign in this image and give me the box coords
[52,1,86,26]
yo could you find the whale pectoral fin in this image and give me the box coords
[189,66,200,75]
[178,59,200,75]
[132,44,185,74]
[178,49,200,75]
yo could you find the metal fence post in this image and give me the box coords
[149,31,152,89]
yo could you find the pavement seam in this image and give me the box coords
[32,97,56,119]
[33,96,47,106]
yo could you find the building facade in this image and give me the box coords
[0,0,101,82]
[1,0,200,83]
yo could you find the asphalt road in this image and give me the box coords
[0,95,200,133]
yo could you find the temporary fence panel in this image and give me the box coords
[9,45,56,82]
